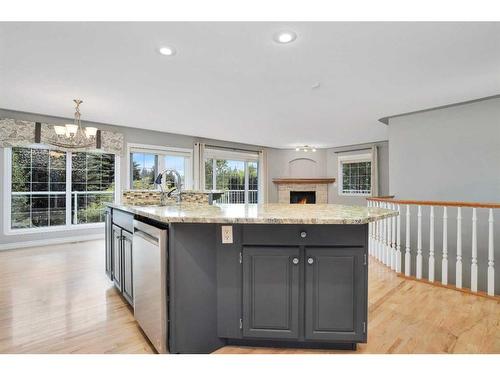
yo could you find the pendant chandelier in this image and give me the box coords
[51,99,98,147]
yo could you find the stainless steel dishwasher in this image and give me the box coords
[132,220,168,353]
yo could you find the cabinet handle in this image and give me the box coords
[292,257,299,265]
[307,257,314,265]
[300,231,307,238]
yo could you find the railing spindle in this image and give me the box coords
[442,207,448,285]
[488,209,495,296]
[391,203,396,270]
[377,202,382,261]
[429,206,435,282]
[368,201,372,255]
[416,205,423,279]
[405,204,411,276]
[471,208,478,292]
[386,202,391,266]
[382,204,389,266]
[396,204,401,273]
[456,207,462,289]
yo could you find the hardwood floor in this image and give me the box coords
[0,240,498,354]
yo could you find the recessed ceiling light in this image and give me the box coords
[274,31,297,44]
[159,46,176,56]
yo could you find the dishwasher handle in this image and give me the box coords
[134,228,159,245]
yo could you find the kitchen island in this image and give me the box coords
[105,203,397,354]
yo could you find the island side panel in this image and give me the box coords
[169,223,225,353]
[216,224,244,339]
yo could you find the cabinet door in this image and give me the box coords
[305,247,366,342]
[104,209,113,280]
[242,246,300,339]
[122,230,134,306]
[112,225,122,292]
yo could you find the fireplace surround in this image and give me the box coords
[273,178,335,204]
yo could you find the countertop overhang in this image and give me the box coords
[108,203,397,225]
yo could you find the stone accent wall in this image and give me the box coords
[122,190,209,205]
[277,183,328,204]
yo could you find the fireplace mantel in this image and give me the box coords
[272,178,336,185]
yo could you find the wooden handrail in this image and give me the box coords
[367,197,500,209]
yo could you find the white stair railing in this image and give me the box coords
[368,197,499,297]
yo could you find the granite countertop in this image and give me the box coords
[108,202,398,225]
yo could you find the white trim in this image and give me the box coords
[0,233,104,251]
[126,142,193,190]
[338,152,373,197]
[204,147,259,162]
[3,147,120,235]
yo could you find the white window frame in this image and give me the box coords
[203,147,259,204]
[126,143,193,191]
[337,153,373,197]
[3,147,120,235]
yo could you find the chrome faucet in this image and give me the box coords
[155,169,182,205]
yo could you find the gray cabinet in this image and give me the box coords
[104,208,112,280]
[112,224,123,292]
[305,247,366,342]
[242,247,300,339]
[107,210,134,307]
[122,230,134,305]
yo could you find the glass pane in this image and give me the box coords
[204,159,213,190]
[131,152,156,190]
[50,150,66,169]
[11,167,30,192]
[164,155,186,188]
[12,147,31,166]
[248,161,258,203]
[342,161,371,194]
[31,195,49,227]
[71,192,113,224]
[49,195,66,226]
[72,152,86,169]
[32,149,49,168]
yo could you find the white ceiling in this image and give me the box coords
[1,22,500,149]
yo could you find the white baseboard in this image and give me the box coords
[0,233,104,251]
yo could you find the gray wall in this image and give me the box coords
[388,97,500,292]
[265,142,390,205]
[0,108,266,248]
[266,148,328,203]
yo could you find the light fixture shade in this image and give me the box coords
[65,124,78,137]
[85,127,98,138]
[275,31,297,44]
[54,125,67,136]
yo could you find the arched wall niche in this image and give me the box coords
[288,157,319,177]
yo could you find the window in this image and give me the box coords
[128,144,192,190]
[131,152,157,189]
[10,148,67,229]
[204,148,259,204]
[338,154,372,196]
[6,146,117,232]
[71,152,115,224]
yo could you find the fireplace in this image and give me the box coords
[290,191,316,204]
